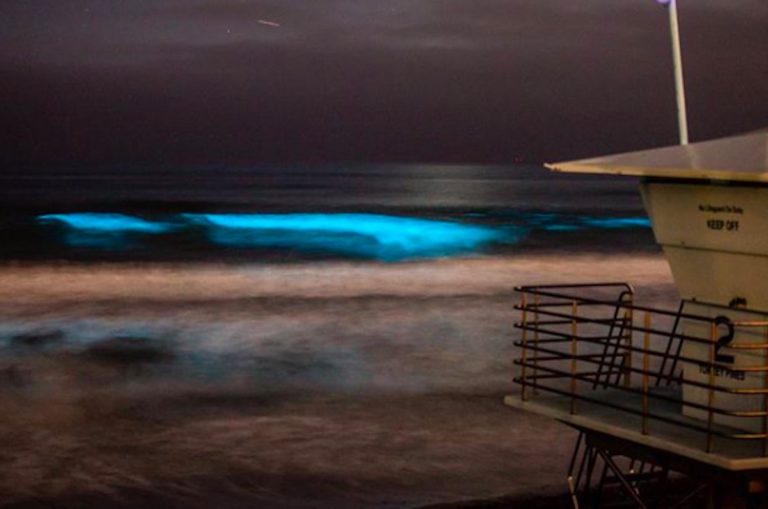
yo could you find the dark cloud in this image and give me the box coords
[0,0,766,165]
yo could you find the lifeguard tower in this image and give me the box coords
[505,129,768,508]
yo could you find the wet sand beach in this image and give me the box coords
[0,254,675,507]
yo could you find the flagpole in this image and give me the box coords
[667,0,689,145]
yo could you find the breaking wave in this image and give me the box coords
[35,212,650,261]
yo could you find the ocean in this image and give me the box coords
[0,164,654,261]
[0,164,676,507]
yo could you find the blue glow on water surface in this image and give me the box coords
[510,213,650,233]
[38,213,174,248]
[33,211,651,259]
[183,213,512,261]
[538,216,650,232]
[39,213,172,233]
[580,217,652,229]
[542,224,582,232]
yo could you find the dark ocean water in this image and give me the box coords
[0,164,653,262]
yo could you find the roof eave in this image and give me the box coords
[544,162,768,184]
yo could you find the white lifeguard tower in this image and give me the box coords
[505,130,768,508]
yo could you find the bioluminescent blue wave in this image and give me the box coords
[580,217,651,229]
[38,213,174,248]
[38,213,172,233]
[34,211,650,257]
[532,215,650,232]
[183,213,512,261]
[542,224,582,232]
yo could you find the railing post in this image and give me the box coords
[571,300,579,415]
[707,320,716,453]
[520,292,529,402]
[533,293,540,395]
[627,298,634,389]
[623,308,632,388]
[764,325,768,457]
[642,312,651,435]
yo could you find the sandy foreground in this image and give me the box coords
[0,254,676,507]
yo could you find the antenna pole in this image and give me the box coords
[668,0,689,145]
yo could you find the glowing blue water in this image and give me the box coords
[36,212,651,259]
[538,216,651,231]
[542,224,582,232]
[580,217,652,229]
[183,213,512,261]
[39,213,172,233]
[38,213,174,248]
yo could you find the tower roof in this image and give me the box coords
[546,129,768,183]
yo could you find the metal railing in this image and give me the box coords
[514,283,768,456]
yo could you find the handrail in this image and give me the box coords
[516,284,768,322]
[514,282,768,458]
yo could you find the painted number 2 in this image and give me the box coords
[714,316,735,364]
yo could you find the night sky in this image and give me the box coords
[1,0,766,165]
